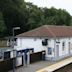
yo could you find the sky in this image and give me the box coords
[25,0,72,16]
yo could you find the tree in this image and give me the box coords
[43,7,71,25]
[0,12,7,37]
[0,0,29,36]
[26,3,45,30]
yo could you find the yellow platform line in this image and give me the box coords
[36,57,72,72]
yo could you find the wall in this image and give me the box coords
[69,38,72,53]
[55,37,72,60]
[14,38,45,52]
[45,39,55,59]
[14,37,72,61]
[14,37,55,59]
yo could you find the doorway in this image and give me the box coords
[56,45,59,58]
[68,42,71,54]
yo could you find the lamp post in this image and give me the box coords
[12,27,20,72]
[12,27,20,48]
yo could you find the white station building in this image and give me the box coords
[8,25,72,61]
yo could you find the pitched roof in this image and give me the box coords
[17,25,72,37]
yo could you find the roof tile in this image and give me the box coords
[17,25,72,37]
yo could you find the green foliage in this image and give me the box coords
[43,7,71,25]
[0,0,28,35]
[26,3,44,29]
[0,12,7,37]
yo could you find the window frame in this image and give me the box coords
[48,47,52,55]
[62,41,65,51]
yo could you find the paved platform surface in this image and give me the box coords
[9,61,56,72]
[9,56,72,72]
[54,63,72,72]
[37,57,72,72]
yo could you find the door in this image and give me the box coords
[68,42,71,54]
[30,51,45,63]
[56,45,59,57]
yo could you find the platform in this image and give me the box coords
[36,57,72,72]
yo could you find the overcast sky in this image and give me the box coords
[25,0,72,15]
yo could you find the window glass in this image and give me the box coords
[68,42,70,48]
[62,42,65,51]
[48,48,52,55]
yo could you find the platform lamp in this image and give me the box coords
[12,27,20,72]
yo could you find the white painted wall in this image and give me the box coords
[59,38,69,56]
[14,37,55,58]
[45,39,55,58]
[14,37,72,60]
[14,38,45,52]
[55,37,72,58]
[69,38,72,53]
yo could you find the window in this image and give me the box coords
[68,42,70,48]
[48,48,52,55]
[62,42,65,51]
[4,51,10,60]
